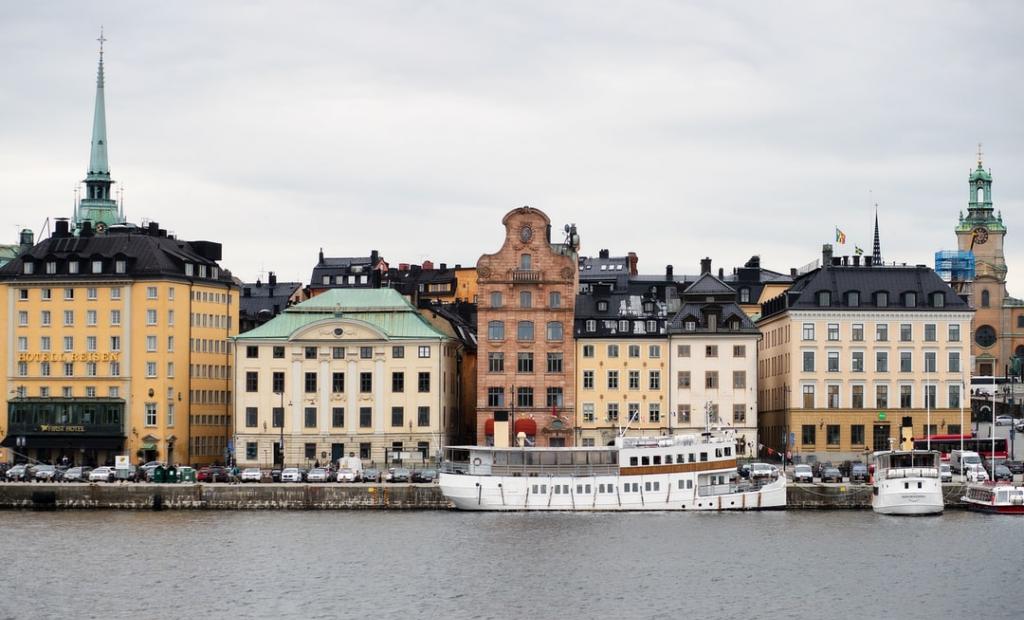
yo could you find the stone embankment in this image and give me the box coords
[0,482,970,510]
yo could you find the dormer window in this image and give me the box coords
[68,261,79,274]
[817,291,831,307]
[740,288,750,303]
[876,292,888,307]
[597,300,608,312]
[115,260,126,274]
[46,261,57,274]
[23,261,34,275]
[643,301,653,313]
[211,267,219,279]
[707,314,718,330]
[618,320,629,332]
[903,292,917,307]
[199,265,208,278]
[185,263,194,277]
[585,320,596,332]
[931,292,945,308]
[731,320,740,330]
[685,320,696,331]
[847,291,859,307]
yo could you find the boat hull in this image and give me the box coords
[871,480,944,515]
[962,501,1024,514]
[439,473,787,511]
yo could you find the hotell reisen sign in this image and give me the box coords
[16,352,121,362]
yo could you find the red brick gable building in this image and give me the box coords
[475,207,580,446]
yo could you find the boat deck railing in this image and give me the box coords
[697,477,778,497]
[878,467,939,480]
[441,461,620,477]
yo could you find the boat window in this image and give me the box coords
[700,452,708,462]
[630,456,638,466]
[573,452,588,465]
[724,447,732,457]
[715,449,722,457]
[665,455,673,464]
[645,482,652,491]
[689,454,696,463]
[641,456,650,466]
[554,486,561,494]
[532,484,539,494]
[653,482,660,491]
[577,485,584,494]
[917,482,922,489]
[678,480,685,489]
[585,485,592,493]
[494,452,507,466]
[557,451,573,465]
[677,454,684,463]
[541,451,557,466]
[540,485,547,494]
[687,480,693,489]
[508,452,523,466]
[904,482,909,490]
[653,456,661,465]
[563,485,569,493]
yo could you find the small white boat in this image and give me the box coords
[961,483,1024,514]
[439,429,786,511]
[870,449,943,515]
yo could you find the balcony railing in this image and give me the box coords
[511,269,542,282]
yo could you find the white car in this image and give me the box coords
[336,468,357,483]
[750,463,776,479]
[994,415,1014,426]
[793,464,813,483]
[240,468,262,483]
[89,466,115,482]
[939,464,952,483]
[965,464,989,482]
[280,468,304,483]
[307,468,331,482]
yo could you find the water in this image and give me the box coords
[0,510,1019,619]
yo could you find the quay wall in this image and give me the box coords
[0,483,969,510]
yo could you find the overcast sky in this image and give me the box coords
[2,1,1022,293]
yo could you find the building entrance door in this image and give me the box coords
[273,442,282,466]
[872,424,890,452]
[331,443,344,465]
[980,362,993,376]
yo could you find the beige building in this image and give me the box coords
[232,288,458,468]
[758,246,973,462]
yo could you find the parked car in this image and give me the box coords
[965,464,989,482]
[983,460,1013,482]
[361,468,381,483]
[412,469,438,483]
[820,466,843,483]
[281,468,305,483]
[336,468,358,483]
[307,468,332,483]
[89,466,116,482]
[390,467,412,483]
[33,465,59,482]
[197,466,230,483]
[240,467,263,483]
[939,464,953,483]
[1002,460,1024,475]
[5,464,30,481]
[63,466,93,482]
[270,468,282,483]
[749,463,776,479]
[792,464,813,483]
[814,461,835,479]
[1015,420,1024,433]
[994,415,1014,426]
[849,463,869,483]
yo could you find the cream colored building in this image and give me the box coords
[758,248,973,462]
[232,289,458,468]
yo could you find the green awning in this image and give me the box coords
[141,442,157,450]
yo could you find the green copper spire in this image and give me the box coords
[956,145,1004,234]
[76,28,122,231]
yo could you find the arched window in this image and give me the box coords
[977,187,984,203]
[1016,345,1024,359]
[981,290,990,307]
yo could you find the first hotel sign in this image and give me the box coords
[17,352,121,362]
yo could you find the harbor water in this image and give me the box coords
[1,510,1020,619]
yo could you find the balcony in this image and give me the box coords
[511,269,542,283]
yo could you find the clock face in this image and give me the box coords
[973,226,989,245]
[519,226,533,243]
[976,325,997,348]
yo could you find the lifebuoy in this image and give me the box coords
[473,457,482,466]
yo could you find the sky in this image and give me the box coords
[2,1,1022,293]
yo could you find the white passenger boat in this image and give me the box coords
[439,429,786,511]
[961,482,1024,515]
[870,449,943,515]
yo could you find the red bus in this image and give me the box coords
[913,434,1008,461]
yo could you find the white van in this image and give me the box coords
[950,450,982,474]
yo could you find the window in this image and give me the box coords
[63,287,74,300]
[357,346,372,360]
[876,323,888,341]
[705,345,718,358]
[628,345,641,358]
[924,351,936,373]
[628,403,640,423]
[246,372,259,392]
[827,323,839,341]
[730,345,746,359]
[585,319,596,333]
[273,346,285,359]
[827,425,840,446]
[489,292,502,308]
[146,362,157,378]
[300,407,316,428]
[900,385,912,408]
[582,345,594,358]
[876,385,889,409]
[827,351,839,372]
[391,407,404,427]
[817,291,831,306]
[272,371,285,393]
[115,260,126,273]
[41,310,51,326]
[110,361,120,376]
[109,335,121,351]
[516,387,534,408]
[86,310,97,326]
[677,345,691,357]
[904,292,917,307]
[360,372,372,393]
[546,321,563,341]
[487,387,504,407]
[519,254,532,269]
[648,403,661,423]
[246,346,259,358]
[145,403,157,426]
[925,384,937,408]
[147,335,158,352]
[628,370,640,390]
[145,309,157,325]
[677,371,691,388]
[607,344,619,358]
[802,323,815,340]
[305,346,317,360]
[304,443,317,461]
[596,300,608,312]
[546,387,563,408]
[900,351,912,372]
[676,404,689,423]
[488,321,505,340]
[305,372,317,393]
[649,370,661,390]
[519,290,532,308]
[583,370,594,389]
[733,371,746,389]
[705,371,719,389]
[948,351,960,373]
[64,310,75,326]
[64,362,74,377]
[852,351,864,372]
[649,345,661,358]
[549,291,561,308]
[802,385,814,408]
[146,286,158,299]
[547,352,563,373]
[419,408,432,428]
[18,311,28,326]
[390,371,405,392]
[876,351,888,372]
[981,290,990,307]
[245,407,258,428]
[517,321,534,341]
[271,407,284,428]
[900,324,912,342]
[827,385,839,408]
[582,403,595,422]
[167,336,174,352]
[517,352,534,373]
[23,262,33,275]
[607,370,619,389]
[948,324,961,342]
[488,352,504,372]
[359,407,372,428]
[63,336,74,352]
[852,385,864,409]
[332,372,345,393]
[923,323,937,342]
[732,404,745,423]
[802,425,816,446]
[948,384,960,409]
[418,372,431,393]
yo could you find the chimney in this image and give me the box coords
[718,267,724,279]
[399,263,409,271]
[268,271,277,286]
[842,256,849,266]
[19,228,34,248]
[80,220,94,237]
[627,252,638,276]
[700,257,712,275]
[318,248,324,264]
[454,264,462,269]
[148,221,159,236]
[822,244,833,266]
[790,267,797,276]
[864,256,873,267]
[666,264,673,279]
[422,260,434,270]
[371,249,379,265]
[599,249,610,259]
[852,255,860,266]
[439,263,447,271]
[54,219,70,237]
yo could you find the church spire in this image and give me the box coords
[872,205,882,264]
[77,28,121,231]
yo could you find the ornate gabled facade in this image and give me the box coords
[475,207,580,447]
[954,154,1024,376]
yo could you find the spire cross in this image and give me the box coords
[977,142,983,167]
[97,27,106,57]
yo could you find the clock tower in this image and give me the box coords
[955,149,1013,375]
